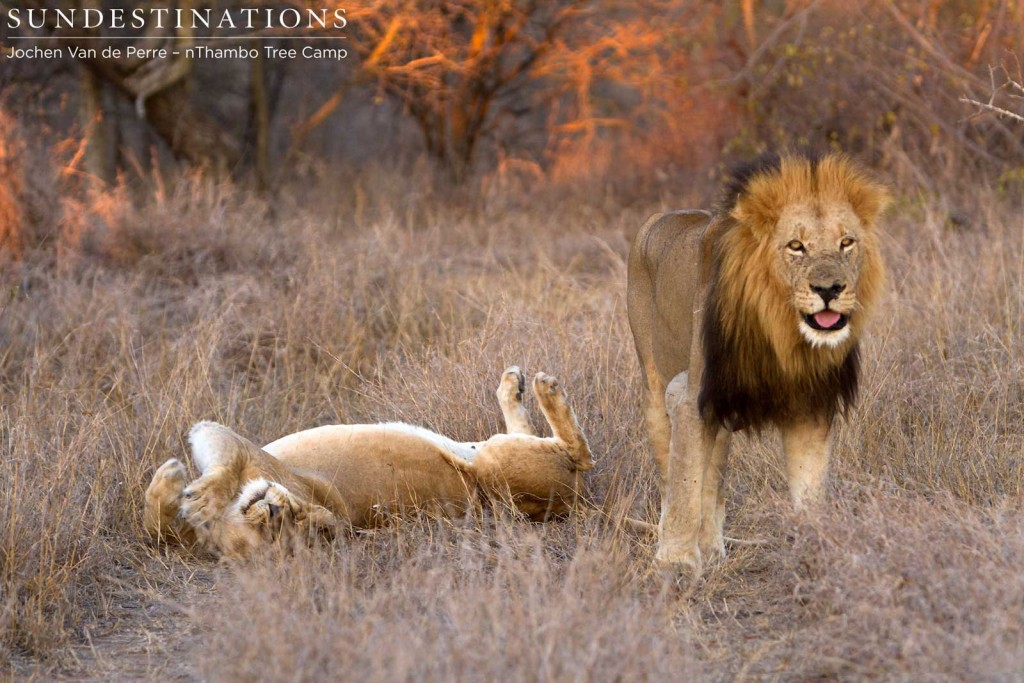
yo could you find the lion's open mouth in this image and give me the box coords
[804,310,848,331]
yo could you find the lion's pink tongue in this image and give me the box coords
[814,310,842,329]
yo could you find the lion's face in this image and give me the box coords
[725,154,888,370]
[774,200,869,349]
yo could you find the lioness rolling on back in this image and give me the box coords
[145,367,594,559]
[627,153,889,573]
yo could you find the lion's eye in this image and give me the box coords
[840,236,856,250]
[786,240,805,253]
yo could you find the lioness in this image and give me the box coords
[627,153,888,573]
[145,367,594,559]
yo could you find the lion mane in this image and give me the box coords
[698,153,888,431]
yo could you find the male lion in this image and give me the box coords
[627,153,889,573]
[144,367,594,559]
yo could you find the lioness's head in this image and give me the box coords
[722,153,889,359]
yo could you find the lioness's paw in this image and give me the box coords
[180,477,231,528]
[144,458,190,541]
[236,478,272,514]
[497,366,526,405]
[148,458,188,498]
[533,372,565,404]
[262,483,301,520]
[238,479,301,535]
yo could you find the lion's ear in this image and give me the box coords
[817,155,891,228]
[848,180,891,228]
[729,156,814,237]
[730,184,782,235]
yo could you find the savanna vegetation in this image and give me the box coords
[1,0,1023,679]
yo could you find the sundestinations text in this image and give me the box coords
[5,7,347,31]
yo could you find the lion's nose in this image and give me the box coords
[811,283,845,305]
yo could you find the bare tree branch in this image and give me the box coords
[961,65,1024,125]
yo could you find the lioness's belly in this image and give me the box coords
[264,424,475,524]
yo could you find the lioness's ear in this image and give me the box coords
[816,155,891,228]
[299,504,339,538]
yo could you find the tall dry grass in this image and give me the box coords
[1,167,1022,679]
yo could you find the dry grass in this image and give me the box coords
[787,492,1024,678]
[196,521,699,681]
[1,169,1022,679]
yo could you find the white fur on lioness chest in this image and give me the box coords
[263,422,482,463]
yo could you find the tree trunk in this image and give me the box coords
[78,0,114,186]
[82,57,238,173]
[250,44,270,193]
[80,67,116,187]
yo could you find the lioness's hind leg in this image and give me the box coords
[189,421,244,474]
[497,366,534,435]
[533,372,593,470]
[144,458,196,547]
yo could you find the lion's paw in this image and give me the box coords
[698,533,727,564]
[654,541,703,580]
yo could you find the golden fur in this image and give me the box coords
[144,368,594,559]
[627,153,889,573]
[718,154,887,378]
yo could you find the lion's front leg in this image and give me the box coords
[657,396,716,575]
[697,428,730,561]
[664,372,727,561]
[781,418,832,510]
